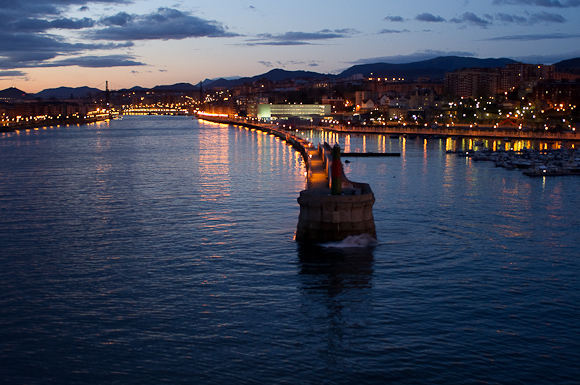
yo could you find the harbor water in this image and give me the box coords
[1,116,579,384]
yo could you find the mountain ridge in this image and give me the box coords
[2,56,578,99]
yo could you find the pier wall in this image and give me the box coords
[295,188,376,243]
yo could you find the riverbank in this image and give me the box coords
[0,115,112,133]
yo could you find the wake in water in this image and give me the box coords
[322,233,378,248]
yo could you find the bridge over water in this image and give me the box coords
[122,107,189,115]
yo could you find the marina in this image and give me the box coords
[462,147,580,176]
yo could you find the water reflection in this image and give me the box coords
[297,243,374,293]
[198,122,230,203]
[296,244,374,362]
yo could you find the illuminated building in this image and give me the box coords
[253,104,331,122]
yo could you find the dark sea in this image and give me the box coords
[1,116,579,384]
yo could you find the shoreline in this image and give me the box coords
[0,115,112,133]
[293,123,580,141]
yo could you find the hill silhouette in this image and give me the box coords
[3,56,578,98]
[0,87,28,100]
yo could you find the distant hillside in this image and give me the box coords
[125,86,149,92]
[205,57,520,88]
[554,58,580,74]
[26,56,579,97]
[35,86,102,100]
[0,87,28,100]
[209,69,333,88]
[152,83,198,92]
[338,56,518,80]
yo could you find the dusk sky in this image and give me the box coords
[2,0,580,93]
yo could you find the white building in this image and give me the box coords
[255,104,331,122]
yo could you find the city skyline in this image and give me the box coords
[2,0,580,93]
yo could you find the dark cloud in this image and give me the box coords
[101,12,134,26]
[258,60,319,69]
[378,29,410,34]
[249,41,310,46]
[0,1,131,71]
[41,55,145,68]
[495,13,529,23]
[0,28,133,70]
[260,31,348,41]
[415,13,446,22]
[0,0,129,19]
[450,12,493,28]
[0,70,27,78]
[258,61,274,68]
[460,11,567,25]
[487,32,580,40]
[385,15,405,22]
[492,0,580,6]
[91,8,237,40]
[530,10,566,22]
[249,29,352,45]
[10,17,95,32]
[328,28,359,34]
[0,2,238,72]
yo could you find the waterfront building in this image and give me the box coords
[253,103,331,122]
[355,91,372,108]
[359,99,376,112]
[445,63,557,98]
[321,97,347,113]
[446,69,500,99]
[531,80,580,109]
[408,88,435,110]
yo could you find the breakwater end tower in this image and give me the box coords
[295,143,376,243]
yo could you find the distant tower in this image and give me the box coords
[105,81,110,107]
[199,80,203,104]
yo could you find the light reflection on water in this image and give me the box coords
[0,117,579,384]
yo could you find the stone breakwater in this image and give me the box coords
[197,116,377,244]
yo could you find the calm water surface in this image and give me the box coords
[1,116,579,384]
